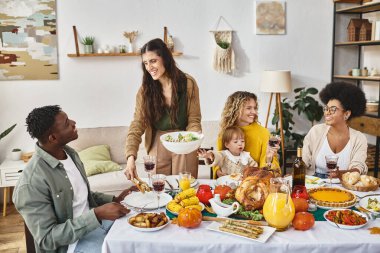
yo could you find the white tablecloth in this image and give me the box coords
[102,179,380,253]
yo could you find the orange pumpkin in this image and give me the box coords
[177,208,202,228]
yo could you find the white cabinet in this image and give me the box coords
[0,159,26,216]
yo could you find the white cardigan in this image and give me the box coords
[302,124,368,175]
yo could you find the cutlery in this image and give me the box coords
[202,216,268,226]
[356,206,376,220]
[204,205,216,214]
[165,179,174,190]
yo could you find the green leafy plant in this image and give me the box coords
[81,36,95,45]
[271,87,323,149]
[0,124,16,141]
[217,41,230,49]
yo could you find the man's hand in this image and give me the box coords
[94,203,130,221]
[113,186,139,203]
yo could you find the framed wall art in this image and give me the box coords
[255,0,286,35]
[0,0,58,80]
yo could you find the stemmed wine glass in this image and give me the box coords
[266,134,281,168]
[151,174,166,211]
[325,155,339,187]
[143,155,156,187]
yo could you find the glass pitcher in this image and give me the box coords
[263,178,295,231]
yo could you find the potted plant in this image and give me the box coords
[11,148,22,161]
[81,36,95,54]
[271,87,323,148]
[0,124,16,141]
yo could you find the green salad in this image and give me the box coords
[164,133,199,142]
[222,198,264,221]
[367,198,380,212]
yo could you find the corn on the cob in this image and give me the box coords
[167,200,183,213]
[185,204,203,211]
[174,188,196,202]
[180,196,199,207]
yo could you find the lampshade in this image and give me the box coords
[260,70,291,93]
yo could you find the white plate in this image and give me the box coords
[206,222,276,243]
[127,213,170,232]
[359,194,380,214]
[215,175,241,189]
[164,175,198,190]
[166,202,205,216]
[323,209,368,229]
[123,191,172,209]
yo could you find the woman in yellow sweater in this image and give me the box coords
[216,91,281,178]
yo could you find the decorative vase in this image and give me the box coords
[127,42,133,53]
[83,45,94,54]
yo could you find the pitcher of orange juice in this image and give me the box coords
[179,172,191,191]
[263,178,295,231]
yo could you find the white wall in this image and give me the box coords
[0,0,345,162]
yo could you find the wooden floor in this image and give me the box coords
[0,204,26,253]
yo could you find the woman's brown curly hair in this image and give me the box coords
[140,38,186,128]
[219,91,258,137]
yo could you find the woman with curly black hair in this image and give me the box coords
[302,82,368,178]
[125,38,201,180]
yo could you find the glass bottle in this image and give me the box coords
[292,147,306,188]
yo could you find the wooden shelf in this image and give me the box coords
[334,0,363,3]
[67,51,183,58]
[334,75,380,81]
[336,2,380,13]
[335,40,380,46]
[365,112,380,118]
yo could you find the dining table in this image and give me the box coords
[102,178,380,253]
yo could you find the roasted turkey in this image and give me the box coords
[235,167,273,211]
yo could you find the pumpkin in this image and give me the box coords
[177,207,202,228]
[214,185,232,201]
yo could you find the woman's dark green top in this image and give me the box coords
[153,77,188,131]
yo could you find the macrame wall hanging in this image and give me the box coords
[210,16,235,74]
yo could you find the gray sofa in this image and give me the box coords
[70,121,218,196]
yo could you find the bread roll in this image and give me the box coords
[342,172,360,185]
[360,175,378,187]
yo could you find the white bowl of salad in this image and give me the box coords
[160,131,204,154]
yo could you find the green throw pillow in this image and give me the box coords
[78,145,121,176]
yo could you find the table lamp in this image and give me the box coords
[260,70,291,169]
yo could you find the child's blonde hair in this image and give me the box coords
[222,126,245,150]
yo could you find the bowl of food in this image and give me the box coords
[323,209,368,230]
[128,212,170,232]
[160,131,204,154]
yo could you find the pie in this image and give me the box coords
[308,187,356,208]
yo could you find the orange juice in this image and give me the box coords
[263,193,295,231]
[179,178,190,191]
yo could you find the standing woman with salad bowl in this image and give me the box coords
[125,38,202,180]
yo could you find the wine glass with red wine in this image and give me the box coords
[151,174,166,211]
[325,155,339,186]
[143,155,156,187]
[266,134,281,168]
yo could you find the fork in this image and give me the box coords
[122,201,153,213]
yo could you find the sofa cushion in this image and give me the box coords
[78,145,121,176]
[71,126,131,164]
[88,170,133,196]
